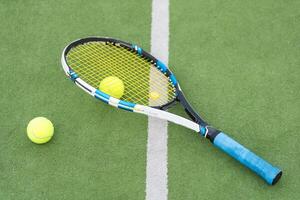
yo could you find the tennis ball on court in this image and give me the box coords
[149,91,160,100]
[99,76,124,99]
[27,117,54,144]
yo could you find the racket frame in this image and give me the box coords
[61,37,202,132]
[61,37,282,185]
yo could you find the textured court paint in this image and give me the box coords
[146,0,169,200]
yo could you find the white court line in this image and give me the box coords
[146,0,169,200]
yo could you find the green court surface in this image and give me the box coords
[1,0,299,199]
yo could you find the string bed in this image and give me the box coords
[66,41,176,107]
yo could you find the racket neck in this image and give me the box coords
[177,90,207,126]
[177,90,222,142]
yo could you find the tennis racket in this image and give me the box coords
[61,37,282,185]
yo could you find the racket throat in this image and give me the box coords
[184,108,203,124]
[176,90,207,126]
[204,126,221,142]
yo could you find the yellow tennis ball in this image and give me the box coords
[99,76,124,99]
[27,117,54,144]
[149,91,160,100]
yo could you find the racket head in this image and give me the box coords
[61,37,179,110]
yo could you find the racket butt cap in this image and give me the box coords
[272,171,282,185]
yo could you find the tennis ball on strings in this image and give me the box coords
[27,117,54,144]
[149,91,160,100]
[99,76,124,99]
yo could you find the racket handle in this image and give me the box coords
[212,132,282,185]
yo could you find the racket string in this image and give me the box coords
[70,44,152,97]
[66,41,176,106]
[68,43,167,101]
[69,49,174,104]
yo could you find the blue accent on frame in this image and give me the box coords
[95,94,109,104]
[119,100,136,108]
[156,60,167,73]
[169,74,177,86]
[95,89,110,103]
[137,47,142,55]
[200,126,206,136]
[132,45,142,56]
[118,105,133,112]
[118,100,136,112]
[95,90,110,99]
[69,70,79,80]
[213,132,282,185]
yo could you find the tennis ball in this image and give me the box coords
[149,91,160,100]
[27,117,54,144]
[99,76,124,99]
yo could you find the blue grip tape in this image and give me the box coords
[213,132,281,185]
